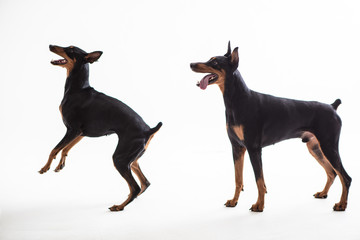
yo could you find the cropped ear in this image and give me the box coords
[224,41,231,57]
[84,51,103,64]
[230,47,239,70]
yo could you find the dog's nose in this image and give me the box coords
[190,63,195,69]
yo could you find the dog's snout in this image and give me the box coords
[49,45,60,52]
[190,63,196,69]
[49,45,62,52]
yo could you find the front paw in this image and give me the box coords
[313,192,328,199]
[39,166,49,174]
[225,199,238,207]
[109,205,124,211]
[250,203,264,212]
[333,202,347,211]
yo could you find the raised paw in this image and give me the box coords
[250,203,264,212]
[333,202,347,211]
[109,205,124,212]
[225,199,238,207]
[313,192,328,199]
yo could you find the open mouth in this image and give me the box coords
[196,73,218,90]
[49,45,68,66]
[51,58,67,65]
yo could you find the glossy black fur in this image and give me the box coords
[40,45,162,211]
[190,42,351,211]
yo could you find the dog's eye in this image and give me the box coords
[213,61,218,65]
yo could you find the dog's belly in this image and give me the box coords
[79,117,124,137]
[261,130,302,147]
[82,129,115,138]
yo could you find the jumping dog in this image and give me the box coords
[40,45,162,211]
[190,42,351,212]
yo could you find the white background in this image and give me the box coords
[1,0,360,239]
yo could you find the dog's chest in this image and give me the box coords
[59,95,85,125]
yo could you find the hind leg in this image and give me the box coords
[131,156,151,196]
[303,133,336,198]
[315,133,352,211]
[109,138,144,211]
[321,145,351,211]
[131,132,158,195]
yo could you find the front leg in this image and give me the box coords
[225,145,246,207]
[248,149,267,212]
[39,129,82,174]
[55,136,84,172]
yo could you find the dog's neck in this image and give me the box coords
[223,70,250,104]
[64,64,91,94]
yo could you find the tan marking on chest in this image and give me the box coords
[232,125,244,141]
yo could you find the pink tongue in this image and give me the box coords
[200,75,212,90]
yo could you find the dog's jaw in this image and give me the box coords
[197,73,218,90]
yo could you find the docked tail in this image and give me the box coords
[144,122,162,150]
[331,99,341,110]
[148,122,163,136]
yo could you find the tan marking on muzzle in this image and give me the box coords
[192,63,226,94]
[51,46,76,76]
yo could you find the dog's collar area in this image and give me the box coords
[51,58,68,65]
[197,73,218,90]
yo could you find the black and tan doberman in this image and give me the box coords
[40,45,162,211]
[190,42,351,212]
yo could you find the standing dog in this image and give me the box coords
[190,42,351,212]
[40,45,162,211]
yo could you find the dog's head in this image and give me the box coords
[49,45,102,75]
[190,42,239,92]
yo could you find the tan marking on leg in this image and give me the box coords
[251,174,266,212]
[144,126,161,150]
[303,132,349,211]
[39,148,61,174]
[225,147,246,207]
[55,136,84,172]
[109,185,135,211]
[232,125,245,141]
[304,133,336,198]
[59,106,63,119]
[333,170,348,211]
[144,134,154,150]
[131,159,150,195]
[129,129,160,195]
